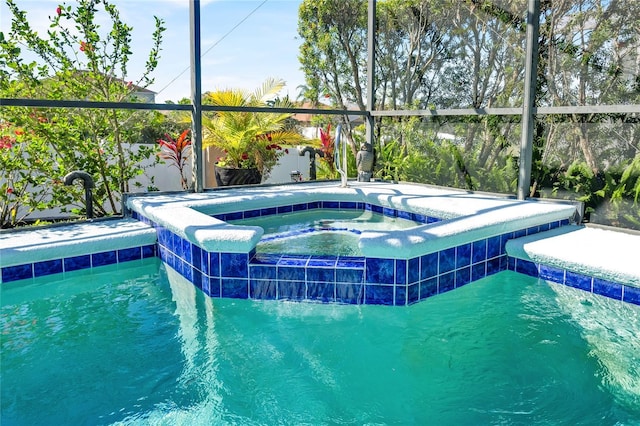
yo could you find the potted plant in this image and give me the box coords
[202,78,304,186]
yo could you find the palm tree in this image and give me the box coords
[202,78,304,179]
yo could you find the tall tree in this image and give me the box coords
[1,0,165,218]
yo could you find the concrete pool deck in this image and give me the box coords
[1,181,638,305]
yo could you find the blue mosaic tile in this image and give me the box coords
[171,233,183,254]
[199,251,210,275]
[221,278,248,298]
[383,207,396,218]
[156,226,169,247]
[398,210,412,221]
[2,264,33,282]
[340,201,357,209]
[307,267,335,283]
[427,216,439,224]
[515,259,538,278]
[250,279,277,299]
[244,209,261,218]
[526,225,539,235]
[395,260,407,284]
[472,262,486,281]
[549,220,560,229]
[486,257,503,276]
[365,284,394,305]
[623,286,640,305]
[205,277,221,297]
[34,259,63,277]
[408,257,420,284]
[565,271,592,292]
[251,253,281,265]
[92,250,117,267]
[593,278,622,300]
[142,244,156,258]
[307,282,335,302]
[118,247,142,262]
[226,211,243,221]
[364,203,373,211]
[539,264,564,283]
[308,257,337,267]
[412,213,427,223]
[64,254,92,272]
[250,264,277,279]
[487,236,502,258]
[456,266,471,287]
[366,258,395,284]
[539,222,550,232]
[507,257,516,271]
[336,283,364,304]
[439,248,456,274]
[181,260,194,282]
[336,268,364,283]
[420,277,438,299]
[220,253,248,278]
[277,205,293,214]
[371,205,383,214]
[513,229,526,239]
[278,280,306,300]
[395,286,407,306]
[307,201,320,210]
[292,203,308,212]
[278,256,309,267]
[277,266,306,281]
[260,207,277,216]
[407,283,419,304]
[336,257,365,269]
[322,201,339,209]
[439,272,455,293]
[158,245,171,263]
[192,268,203,290]
[472,239,487,264]
[181,239,193,264]
[456,244,472,269]
[420,252,438,279]
[190,244,202,270]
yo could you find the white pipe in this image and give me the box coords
[334,124,348,187]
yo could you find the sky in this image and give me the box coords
[0,0,307,103]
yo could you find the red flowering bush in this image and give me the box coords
[157,129,192,190]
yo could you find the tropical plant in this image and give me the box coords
[202,78,304,179]
[1,0,165,221]
[157,129,192,190]
[318,123,335,173]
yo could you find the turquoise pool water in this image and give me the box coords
[230,209,421,256]
[2,258,639,425]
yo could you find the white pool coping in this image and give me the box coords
[506,225,640,287]
[2,181,638,294]
[126,181,578,258]
[0,218,156,268]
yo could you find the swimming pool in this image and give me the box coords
[2,259,639,424]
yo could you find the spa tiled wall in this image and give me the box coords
[140,202,570,306]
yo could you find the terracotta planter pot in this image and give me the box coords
[214,166,262,186]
